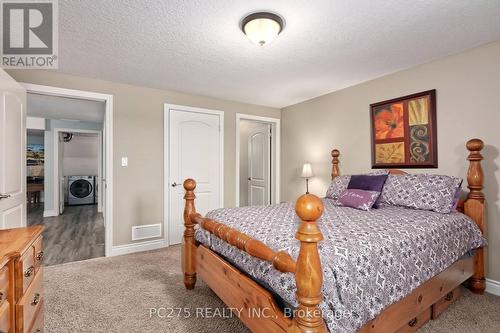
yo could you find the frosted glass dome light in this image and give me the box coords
[241,12,284,46]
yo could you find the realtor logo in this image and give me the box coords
[1,0,58,68]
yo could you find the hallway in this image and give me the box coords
[28,205,105,266]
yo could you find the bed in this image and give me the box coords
[181,138,487,333]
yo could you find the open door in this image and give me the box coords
[0,69,27,229]
[247,123,271,206]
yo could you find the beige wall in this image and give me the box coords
[281,41,500,281]
[8,70,280,246]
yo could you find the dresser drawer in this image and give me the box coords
[18,247,36,295]
[0,300,10,333]
[32,237,43,273]
[28,302,44,333]
[17,269,43,333]
[0,266,8,308]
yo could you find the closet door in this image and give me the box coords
[167,105,223,245]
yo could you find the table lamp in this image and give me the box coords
[301,162,313,194]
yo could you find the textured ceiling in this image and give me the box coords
[57,0,500,108]
[27,93,105,123]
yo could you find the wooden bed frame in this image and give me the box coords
[181,138,486,333]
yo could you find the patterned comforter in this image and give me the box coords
[194,199,485,333]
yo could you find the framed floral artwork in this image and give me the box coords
[370,90,437,168]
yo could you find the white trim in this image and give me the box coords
[111,239,167,257]
[21,83,114,257]
[486,278,500,296]
[21,83,113,102]
[43,209,57,217]
[235,113,280,207]
[97,132,103,213]
[164,104,225,246]
[26,116,46,130]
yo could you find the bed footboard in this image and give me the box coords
[182,179,328,332]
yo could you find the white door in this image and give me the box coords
[0,69,26,229]
[58,134,65,214]
[167,106,223,245]
[247,123,271,206]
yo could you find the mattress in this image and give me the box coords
[194,199,485,333]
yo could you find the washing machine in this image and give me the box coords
[68,176,96,205]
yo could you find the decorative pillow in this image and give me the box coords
[379,174,463,213]
[325,175,351,200]
[347,174,388,208]
[338,189,380,211]
[325,170,388,200]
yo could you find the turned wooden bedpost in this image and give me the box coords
[331,149,340,180]
[291,194,327,333]
[464,139,486,294]
[182,179,197,290]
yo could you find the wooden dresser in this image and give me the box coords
[0,226,44,333]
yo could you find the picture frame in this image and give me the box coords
[370,89,437,168]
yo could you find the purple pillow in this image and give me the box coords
[325,170,389,201]
[338,189,381,211]
[347,174,388,208]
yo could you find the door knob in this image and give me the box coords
[248,178,251,181]
[171,182,180,187]
[0,193,10,200]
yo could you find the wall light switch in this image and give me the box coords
[121,157,128,167]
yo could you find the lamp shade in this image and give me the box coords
[301,163,313,178]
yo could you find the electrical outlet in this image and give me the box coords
[121,157,128,167]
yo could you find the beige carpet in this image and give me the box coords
[44,246,500,333]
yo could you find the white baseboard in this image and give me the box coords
[43,210,58,217]
[486,278,500,296]
[111,238,167,257]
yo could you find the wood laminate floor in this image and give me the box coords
[27,204,105,266]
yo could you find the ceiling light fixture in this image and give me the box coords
[241,12,284,46]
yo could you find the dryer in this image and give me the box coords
[68,175,96,205]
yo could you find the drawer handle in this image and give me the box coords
[32,293,41,306]
[36,251,44,261]
[24,265,34,277]
[408,317,418,327]
[35,330,41,333]
[0,291,3,301]
[445,291,454,301]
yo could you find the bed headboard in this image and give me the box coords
[331,149,409,180]
[330,138,487,293]
[330,139,485,207]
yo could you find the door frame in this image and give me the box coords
[21,83,114,257]
[163,104,224,246]
[52,128,102,213]
[235,113,280,207]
